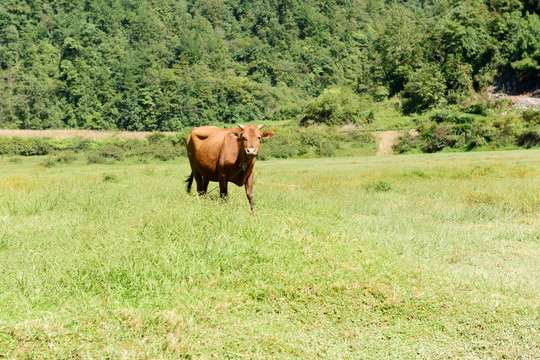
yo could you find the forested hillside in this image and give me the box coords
[0,0,538,130]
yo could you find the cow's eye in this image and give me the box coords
[257,137,261,140]
[242,136,247,140]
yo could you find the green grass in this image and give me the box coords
[0,151,539,358]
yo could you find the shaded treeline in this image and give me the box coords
[0,0,538,130]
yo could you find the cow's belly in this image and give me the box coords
[192,154,220,181]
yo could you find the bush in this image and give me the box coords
[50,137,93,152]
[470,120,498,143]
[146,132,167,144]
[54,150,78,164]
[86,151,106,164]
[169,130,191,147]
[40,151,77,167]
[318,140,336,157]
[0,137,52,156]
[299,87,368,126]
[430,109,475,124]
[118,139,147,152]
[522,110,540,125]
[259,127,305,159]
[98,144,126,161]
[422,124,457,152]
[299,126,326,147]
[492,117,524,141]
[393,132,421,153]
[136,143,183,161]
[102,173,118,182]
[517,129,540,148]
[40,157,57,168]
[465,102,489,116]
[364,180,392,192]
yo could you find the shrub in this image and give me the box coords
[422,124,457,152]
[393,132,421,153]
[430,109,475,124]
[102,173,118,182]
[517,129,540,148]
[136,143,182,161]
[259,127,304,159]
[522,110,540,125]
[40,157,57,168]
[146,132,167,144]
[364,180,392,192]
[98,144,126,161]
[52,137,93,152]
[0,137,52,156]
[118,139,147,152]
[492,117,524,141]
[299,126,326,147]
[54,150,78,164]
[86,151,106,164]
[169,130,191,147]
[465,102,489,116]
[471,120,498,143]
[73,137,94,152]
[318,140,336,157]
[299,87,367,126]
[42,150,78,166]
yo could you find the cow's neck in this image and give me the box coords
[239,152,255,172]
[238,145,255,172]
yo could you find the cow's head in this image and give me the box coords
[236,124,274,158]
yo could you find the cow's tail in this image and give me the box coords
[185,173,194,193]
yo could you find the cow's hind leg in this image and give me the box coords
[185,173,194,193]
[194,171,206,195]
[201,177,209,193]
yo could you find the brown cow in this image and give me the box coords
[185,124,274,214]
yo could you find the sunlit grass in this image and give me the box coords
[0,151,539,358]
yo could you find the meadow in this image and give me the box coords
[0,150,539,359]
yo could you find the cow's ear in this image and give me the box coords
[262,130,274,139]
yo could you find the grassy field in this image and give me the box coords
[0,151,539,358]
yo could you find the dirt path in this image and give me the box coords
[372,131,401,155]
[372,130,418,156]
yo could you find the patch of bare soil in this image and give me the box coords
[507,95,540,111]
[0,129,176,140]
[372,129,417,156]
[490,90,540,111]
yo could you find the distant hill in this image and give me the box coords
[0,0,538,130]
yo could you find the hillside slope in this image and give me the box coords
[0,0,538,130]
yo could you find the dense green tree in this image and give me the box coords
[0,0,538,130]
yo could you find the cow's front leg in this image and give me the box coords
[245,172,258,215]
[219,173,228,200]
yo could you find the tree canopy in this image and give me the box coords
[0,0,538,130]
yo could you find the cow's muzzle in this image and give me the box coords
[245,148,258,157]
